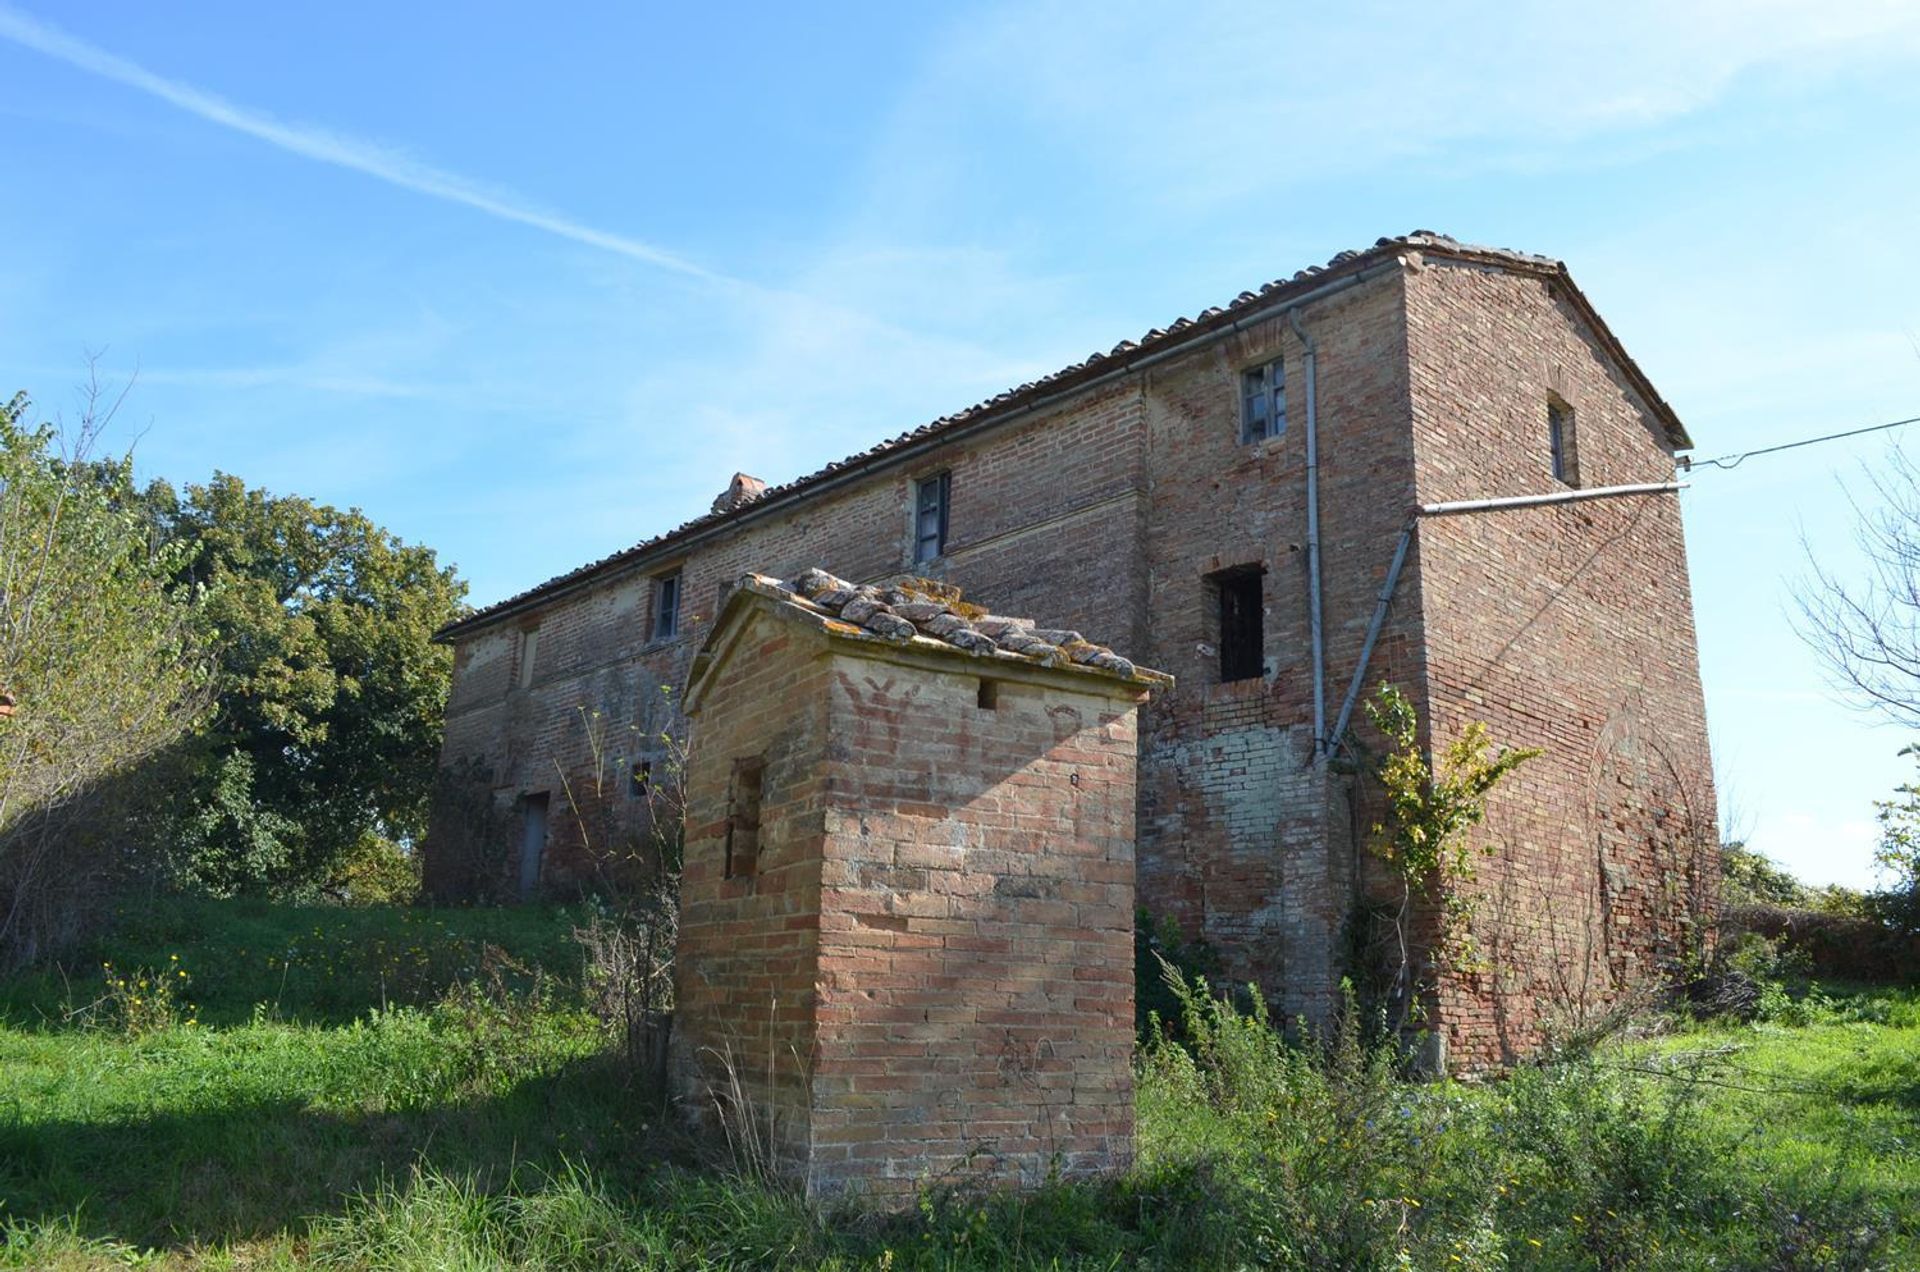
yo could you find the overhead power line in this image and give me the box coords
[1685,414,1920,472]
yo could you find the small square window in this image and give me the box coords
[653,571,681,641]
[725,756,765,880]
[913,472,950,564]
[1241,358,1286,444]
[1212,566,1265,683]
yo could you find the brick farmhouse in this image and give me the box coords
[426,232,1717,1070]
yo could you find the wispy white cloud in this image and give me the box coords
[857,0,1920,219]
[0,3,727,282]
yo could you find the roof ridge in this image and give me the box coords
[440,232,1668,640]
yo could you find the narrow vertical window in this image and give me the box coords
[914,472,950,564]
[1548,398,1577,485]
[725,756,765,880]
[1213,566,1265,683]
[653,571,681,641]
[976,678,999,711]
[1241,358,1286,444]
[517,626,540,689]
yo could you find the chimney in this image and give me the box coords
[711,472,768,515]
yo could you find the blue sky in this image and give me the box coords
[4,2,1919,887]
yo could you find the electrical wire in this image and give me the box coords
[1685,414,1920,471]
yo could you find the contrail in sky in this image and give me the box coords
[0,4,726,283]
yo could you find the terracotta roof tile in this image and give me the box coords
[766,569,1168,685]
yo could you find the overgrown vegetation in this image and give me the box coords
[0,377,1912,1266]
[0,386,210,971]
[1717,826,1918,989]
[1,900,1912,1269]
[0,378,469,969]
[1359,684,1539,1035]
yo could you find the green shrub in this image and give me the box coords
[0,389,210,970]
[1132,908,1218,1037]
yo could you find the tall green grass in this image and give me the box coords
[0,895,586,1029]
[1,901,1915,1269]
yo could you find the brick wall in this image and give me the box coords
[1132,270,1425,1021]
[1404,256,1716,1067]
[673,597,1146,1196]
[808,651,1140,1196]
[435,243,1717,1069]
[436,383,1149,895]
[670,605,831,1169]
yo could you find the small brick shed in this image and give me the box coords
[671,569,1171,1198]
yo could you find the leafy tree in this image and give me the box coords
[1719,840,1867,915]
[143,474,468,896]
[0,388,209,968]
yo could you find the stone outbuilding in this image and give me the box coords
[670,570,1169,1198]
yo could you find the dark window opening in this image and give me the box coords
[1213,567,1265,683]
[1548,398,1577,485]
[977,678,999,711]
[629,759,652,798]
[725,756,765,880]
[653,571,681,641]
[914,472,950,564]
[1241,358,1286,444]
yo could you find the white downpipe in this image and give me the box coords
[1419,481,1686,518]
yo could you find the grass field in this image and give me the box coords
[1,900,1914,1269]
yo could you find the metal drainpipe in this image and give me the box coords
[1288,308,1326,762]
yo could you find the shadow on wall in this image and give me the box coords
[426,715,685,908]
